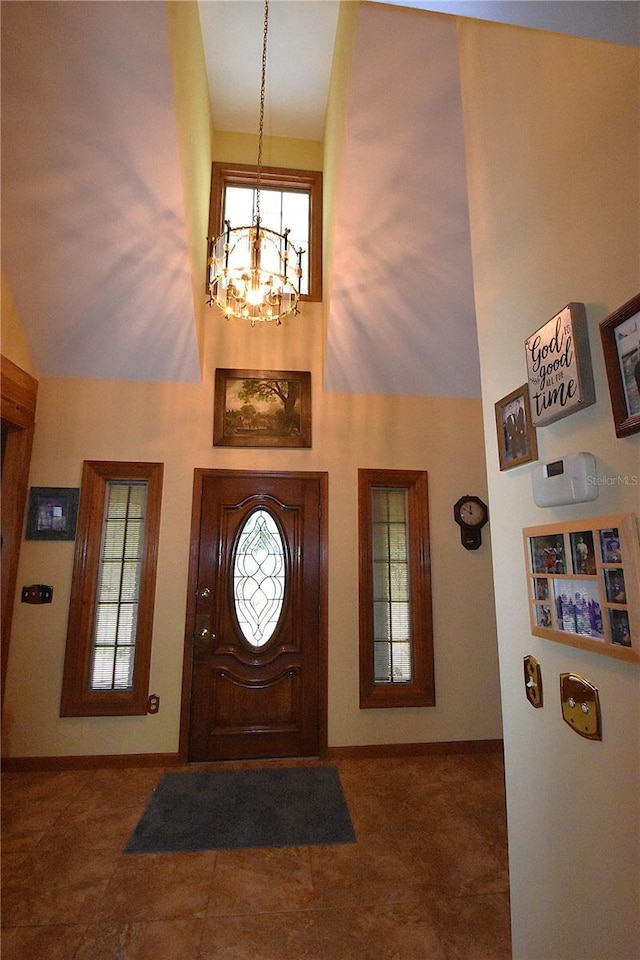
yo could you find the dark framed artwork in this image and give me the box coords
[495,384,538,471]
[213,368,312,448]
[599,292,640,438]
[25,487,79,540]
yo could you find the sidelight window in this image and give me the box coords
[90,482,147,690]
[60,461,163,717]
[358,469,435,708]
[371,487,413,684]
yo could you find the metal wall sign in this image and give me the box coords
[525,302,596,427]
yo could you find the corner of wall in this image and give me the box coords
[165,0,214,377]
[1,272,38,378]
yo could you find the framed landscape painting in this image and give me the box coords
[213,368,312,448]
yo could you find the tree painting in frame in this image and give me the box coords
[214,368,311,447]
[599,292,640,438]
[495,384,538,471]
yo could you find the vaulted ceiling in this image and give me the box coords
[2,1,637,391]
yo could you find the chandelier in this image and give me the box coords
[207,0,303,325]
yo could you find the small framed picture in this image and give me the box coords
[530,534,565,574]
[213,368,311,448]
[536,605,552,628]
[533,578,549,601]
[494,384,538,471]
[570,531,596,575]
[609,609,632,647]
[26,487,79,541]
[600,528,622,564]
[604,569,626,604]
[599,292,640,437]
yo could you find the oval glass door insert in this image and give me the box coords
[233,508,286,647]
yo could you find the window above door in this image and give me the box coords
[209,162,323,303]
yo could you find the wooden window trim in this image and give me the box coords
[60,461,163,717]
[358,469,435,709]
[208,161,323,302]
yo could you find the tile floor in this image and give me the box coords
[1,752,511,959]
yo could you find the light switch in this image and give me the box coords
[560,673,601,740]
[524,655,543,708]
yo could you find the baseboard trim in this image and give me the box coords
[326,739,504,760]
[1,740,503,771]
[1,752,182,772]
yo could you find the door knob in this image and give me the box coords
[193,614,214,655]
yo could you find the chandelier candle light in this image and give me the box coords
[207,0,303,325]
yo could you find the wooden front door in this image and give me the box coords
[184,470,327,762]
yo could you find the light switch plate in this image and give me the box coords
[524,655,543,708]
[560,673,601,740]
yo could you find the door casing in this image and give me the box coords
[1,356,38,711]
[179,468,329,761]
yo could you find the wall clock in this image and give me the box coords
[453,495,489,550]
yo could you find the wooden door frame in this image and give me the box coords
[179,468,329,762]
[1,356,38,711]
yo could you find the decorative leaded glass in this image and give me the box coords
[233,508,286,647]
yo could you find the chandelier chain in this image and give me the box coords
[255,0,269,225]
[207,0,302,323]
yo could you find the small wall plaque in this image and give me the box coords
[525,302,596,427]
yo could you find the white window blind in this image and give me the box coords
[90,481,148,690]
[371,487,413,683]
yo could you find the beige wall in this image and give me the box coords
[3,10,503,761]
[214,130,324,171]
[1,273,38,377]
[165,0,214,370]
[3,296,501,756]
[459,18,640,960]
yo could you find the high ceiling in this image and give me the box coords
[199,1,639,143]
[2,1,201,382]
[1,1,637,386]
[199,1,340,141]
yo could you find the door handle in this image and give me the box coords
[193,614,214,655]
